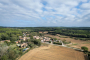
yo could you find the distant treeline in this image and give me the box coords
[49,29,90,38]
[47,28,90,38]
[1,27,90,39]
[14,27,90,38]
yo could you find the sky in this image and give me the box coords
[0,0,90,27]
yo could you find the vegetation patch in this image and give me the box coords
[53,42,62,45]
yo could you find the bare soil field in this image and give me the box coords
[44,34,90,51]
[19,45,87,60]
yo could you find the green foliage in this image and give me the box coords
[21,40,24,43]
[49,41,51,43]
[81,46,88,52]
[1,55,8,60]
[54,38,57,40]
[53,42,62,45]
[19,51,23,55]
[48,28,90,40]
[4,41,11,46]
[28,43,35,48]
[1,33,9,40]
[32,39,41,46]
[7,47,21,60]
[62,40,71,44]
[10,37,17,43]
[29,35,33,39]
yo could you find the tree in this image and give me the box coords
[0,35,2,41]
[4,41,11,46]
[1,33,9,40]
[81,46,88,52]
[28,42,34,48]
[0,43,8,57]
[8,48,17,60]
[10,37,17,43]
[32,39,41,46]
[29,35,33,39]
[49,41,51,43]
[1,55,8,60]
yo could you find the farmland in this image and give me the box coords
[44,34,90,51]
[19,45,87,60]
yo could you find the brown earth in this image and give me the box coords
[19,45,87,60]
[44,34,90,51]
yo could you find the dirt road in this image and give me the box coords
[19,45,87,60]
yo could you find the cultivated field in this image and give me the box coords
[44,34,90,51]
[19,45,87,60]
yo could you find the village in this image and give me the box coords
[0,32,64,52]
[15,33,63,50]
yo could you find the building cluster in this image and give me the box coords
[16,36,30,48]
[33,36,51,42]
[17,43,28,48]
[19,36,30,41]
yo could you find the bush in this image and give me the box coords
[10,37,17,43]
[74,38,78,40]
[19,51,23,55]
[81,46,88,52]
[28,43,35,48]
[4,41,11,46]
[1,55,8,60]
[7,47,20,60]
[54,38,57,40]
[32,39,41,46]
[53,42,62,45]
[49,41,51,43]
[62,40,71,44]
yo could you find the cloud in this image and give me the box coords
[0,0,90,27]
[80,2,90,9]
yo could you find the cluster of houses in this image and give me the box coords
[16,36,51,48]
[33,36,51,42]
[0,32,60,48]
[17,43,28,48]
[15,36,30,48]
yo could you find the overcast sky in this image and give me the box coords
[0,0,90,27]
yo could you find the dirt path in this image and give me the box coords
[19,45,87,60]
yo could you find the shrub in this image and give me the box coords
[1,55,8,60]
[54,38,57,40]
[32,39,41,46]
[4,41,11,46]
[81,46,88,52]
[53,42,62,45]
[49,41,51,43]
[57,41,59,42]
[8,47,20,60]
[8,49,16,60]
[19,51,23,55]
[28,43,35,48]
[74,38,78,40]
[0,43,8,58]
